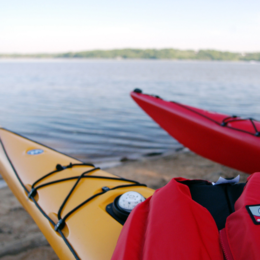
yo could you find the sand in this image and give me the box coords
[0,150,248,259]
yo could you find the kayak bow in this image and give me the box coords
[131,89,260,174]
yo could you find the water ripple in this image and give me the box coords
[0,60,259,160]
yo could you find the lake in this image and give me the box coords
[0,59,259,163]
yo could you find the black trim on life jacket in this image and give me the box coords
[180,180,246,230]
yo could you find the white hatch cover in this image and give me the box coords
[118,191,145,212]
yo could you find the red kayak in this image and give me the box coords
[131,89,260,174]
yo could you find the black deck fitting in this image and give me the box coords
[133,88,142,94]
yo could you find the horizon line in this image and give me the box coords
[1,48,260,55]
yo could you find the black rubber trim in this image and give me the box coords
[112,196,130,221]
[106,203,125,225]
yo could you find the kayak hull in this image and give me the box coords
[131,91,260,174]
[0,128,154,260]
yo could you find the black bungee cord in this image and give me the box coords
[27,163,146,232]
[147,93,260,137]
[0,129,147,260]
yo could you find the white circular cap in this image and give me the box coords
[118,191,145,212]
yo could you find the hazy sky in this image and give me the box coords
[1,0,260,53]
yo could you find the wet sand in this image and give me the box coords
[0,151,248,259]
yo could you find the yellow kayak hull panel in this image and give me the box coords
[0,128,154,260]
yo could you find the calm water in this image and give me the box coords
[0,59,260,162]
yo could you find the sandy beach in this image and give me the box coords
[0,150,248,259]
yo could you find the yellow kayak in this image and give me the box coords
[0,128,154,260]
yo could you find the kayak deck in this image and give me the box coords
[131,90,260,174]
[0,128,154,260]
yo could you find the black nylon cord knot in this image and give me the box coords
[67,163,73,168]
[56,164,65,171]
[56,163,73,171]
[102,186,110,192]
[28,188,37,199]
[55,219,65,231]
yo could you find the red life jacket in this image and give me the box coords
[112,173,260,260]
[220,172,260,260]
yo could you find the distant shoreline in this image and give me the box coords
[0,58,258,63]
[0,48,260,61]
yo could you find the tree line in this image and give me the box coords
[1,49,260,61]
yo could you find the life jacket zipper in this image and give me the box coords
[220,228,234,260]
